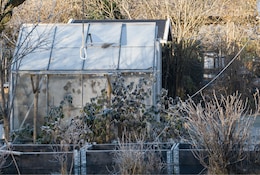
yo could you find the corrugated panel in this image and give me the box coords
[13,22,156,72]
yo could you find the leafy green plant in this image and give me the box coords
[37,74,184,174]
[40,75,183,144]
[11,123,34,143]
[41,94,91,144]
[80,75,182,143]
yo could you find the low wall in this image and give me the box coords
[80,143,176,174]
[176,143,260,174]
[2,143,259,174]
[1,144,74,174]
[176,143,205,174]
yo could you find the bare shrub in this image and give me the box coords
[113,133,165,175]
[179,91,260,174]
[0,143,22,174]
[41,95,92,175]
[0,150,7,173]
[50,142,72,175]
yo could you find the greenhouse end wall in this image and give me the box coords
[10,73,155,140]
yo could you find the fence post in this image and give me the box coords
[73,149,80,175]
[173,143,180,175]
[166,143,175,174]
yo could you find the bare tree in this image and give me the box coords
[10,0,124,25]
[0,0,26,31]
[4,0,82,143]
[179,90,260,174]
[10,0,82,24]
[0,0,27,141]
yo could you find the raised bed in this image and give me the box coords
[1,144,74,174]
[175,143,260,174]
[3,142,258,174]
[175,143,205,174]
[79,143,176,174]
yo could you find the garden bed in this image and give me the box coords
[83,143,176,174]
[1,144,74,174]
[2,143,259,174]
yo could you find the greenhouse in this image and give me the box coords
[10,19,172,142]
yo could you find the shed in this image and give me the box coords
[10,19,172,142]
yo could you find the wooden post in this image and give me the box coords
[105,74,112,108]
[105,74,113,142]
[31,75,40,143]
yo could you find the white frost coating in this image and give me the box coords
[13,22,156,71]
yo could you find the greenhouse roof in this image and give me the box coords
[70,19,172,43]
[12,20,171,74]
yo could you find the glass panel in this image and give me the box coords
[84,46,119,70]
[87,23,122,45]
[54,24,83,48]
[119,23,156,69]
[122,23,156,46]
[49,48,83,70]
[18,49,51,70]
[119,46,154,69]
[13,24,56,71]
